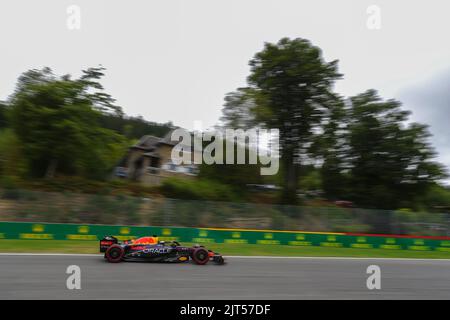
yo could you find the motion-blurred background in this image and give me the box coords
[1,0,450,237]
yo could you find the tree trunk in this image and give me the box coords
[281,151,299,204]
[45,159,58,179]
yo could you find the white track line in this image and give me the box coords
[0,253,100,257]
[227,255,450,262]
[1,252,450,262]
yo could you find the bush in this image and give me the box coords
[0,129,28,178]
[160,177,240,202]
[0,176,21,200]
[18,176,158,197]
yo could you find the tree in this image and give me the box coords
[98,113,173,140]
[219,88,256,130]
[247,38,342,203]
[310,97,349,199]
[0,129,27,179]
[8,67,127,179]
[346,90,446,209]
[0,101,7,129]
[198,135,263,188]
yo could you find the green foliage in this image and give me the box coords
[234,37,342,204]
[310,99,348,199]
[298,166,322,192]
[219,88,257,129]
[160,177,240,202]
[198,135,263,188]
[8,67,128,179]
[345,90,446,209]
[0,46,446,217]
[309,90,447,209]
[2,67,175,184]
[98,113,173,140]
[420,184,450,209]
[0,175,21,200]
[0,102,7,129]
[392,209,447,236]
[219,38,447,210]
[0,129,27,178]
[200,161,262,189]
[16,176,157,197]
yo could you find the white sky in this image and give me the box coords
[1,0,450,175]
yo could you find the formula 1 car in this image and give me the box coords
[100,235,225,265]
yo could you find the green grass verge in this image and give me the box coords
[1,239,450,259]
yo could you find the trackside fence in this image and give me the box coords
[1,189,450,236]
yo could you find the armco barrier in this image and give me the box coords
[1,221,450,252]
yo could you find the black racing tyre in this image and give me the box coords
[214,256,225,265]
[105,244,125,263]
[191,248,209,265]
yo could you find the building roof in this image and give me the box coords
[159,130,178,146]
[131,129,182,152]
[143,151,160,158]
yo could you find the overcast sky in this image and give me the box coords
[1,0,449,176]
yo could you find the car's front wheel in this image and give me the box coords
[105,244,125,263]
[191,248,210,265]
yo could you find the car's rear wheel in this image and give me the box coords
[191,248,209,265]
[105,244,125,263]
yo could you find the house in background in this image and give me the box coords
[115,129,199,186]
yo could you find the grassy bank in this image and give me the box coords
[1,240,450,259]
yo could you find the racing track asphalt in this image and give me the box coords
[1,254,450,299]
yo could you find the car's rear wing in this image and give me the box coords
[100,236,119,252]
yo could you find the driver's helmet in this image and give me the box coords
[132,235,159,244]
